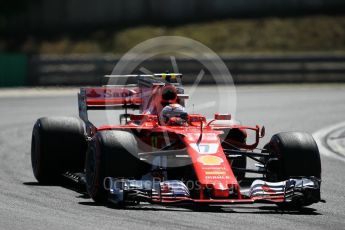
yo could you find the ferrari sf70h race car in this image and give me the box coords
[31,73,322,209]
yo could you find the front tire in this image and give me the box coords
[264,132,321,209]
[85,130,150,203]
[266,132,321,180]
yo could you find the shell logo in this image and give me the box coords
[197,155,224,166]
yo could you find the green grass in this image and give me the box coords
[7,15,345,54]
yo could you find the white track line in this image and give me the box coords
[312,121,345,163]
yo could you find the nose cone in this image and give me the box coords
[213,182,230,198]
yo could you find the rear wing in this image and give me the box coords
[79,73,182,111]
[78,86,142,123]
[103,73,183,87]
[78,73,187,132]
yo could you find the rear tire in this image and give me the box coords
[85,130,150,203]
[31,117,87,184]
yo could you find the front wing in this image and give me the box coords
[105,177,321,206]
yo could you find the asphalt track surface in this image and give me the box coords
[1,84,345,230]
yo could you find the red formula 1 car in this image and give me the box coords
[31,73,322,209]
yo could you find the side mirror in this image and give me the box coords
[119,114,131,125]
[260,126,266,138]
[214,113,231,120]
